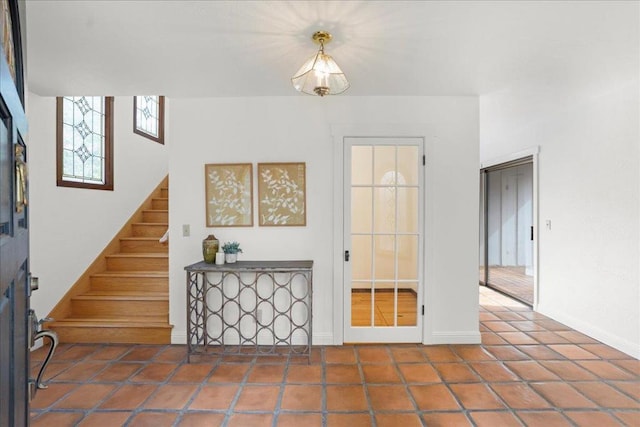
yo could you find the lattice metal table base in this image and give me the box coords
[185,261,313,363]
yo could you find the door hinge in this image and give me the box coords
[421,305,425,316]
[344,250,350,262]
[530,226,534,241]
[422,155,426,165]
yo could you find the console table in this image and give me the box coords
[185,260,313,362]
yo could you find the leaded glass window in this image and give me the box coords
[0,0,24,103]
[56,96,114,190]
[134,95,164,144]
[1,0,16,84]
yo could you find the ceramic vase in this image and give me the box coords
[202,234,219,264]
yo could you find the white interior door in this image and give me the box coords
[343,137,424,343]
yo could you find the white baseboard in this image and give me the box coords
[172,332,335,346]
[537,304,640,359]
[312,332,334,346]
[427,331,481,345]
[171,332,187,345]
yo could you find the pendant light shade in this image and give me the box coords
[292,31,349,97]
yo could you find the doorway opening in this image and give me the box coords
[480,157,534,306]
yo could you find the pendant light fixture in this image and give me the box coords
[291,31,349,97]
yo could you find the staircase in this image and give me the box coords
[47,177,172,344]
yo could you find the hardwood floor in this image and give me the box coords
[479,266,533,305]
[351,290,417,327]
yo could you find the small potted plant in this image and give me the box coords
[222,241,242,263]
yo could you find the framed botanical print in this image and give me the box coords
[258,162,306,226]
[204,163,253,227]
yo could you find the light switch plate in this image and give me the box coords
[182,224,190,237]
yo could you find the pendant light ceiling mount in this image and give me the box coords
[291,30,349,97]
[311,31,332,45]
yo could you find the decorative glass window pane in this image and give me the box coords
[1,0,16,84]
[134,95,164,144]
[56,96,113,190]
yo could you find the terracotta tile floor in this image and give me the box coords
[30,288,639,426]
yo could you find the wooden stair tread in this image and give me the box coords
[50,319,172,328]
[119,237,166,241]
[142,209,168,213]
[131,222,168,226]
[74,292,168,300]
[92,271,168,278]
[105,253,168,258]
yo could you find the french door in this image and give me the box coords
[343,137,424,343]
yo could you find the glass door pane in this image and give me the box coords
[349,143,420,329]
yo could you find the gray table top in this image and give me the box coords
[185,260,313,272]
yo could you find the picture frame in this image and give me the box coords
[204,163,253,227]
[258,162,306,226]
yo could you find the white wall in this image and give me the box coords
[27,93,169,319]
[480,79,640,357]
[169,96,479,345]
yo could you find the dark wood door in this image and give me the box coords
[0,0,29,425]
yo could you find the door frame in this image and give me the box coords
[480,147,539,309]
[331,124,434,345]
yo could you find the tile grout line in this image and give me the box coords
[93,345,189,426]
[482,312,633,426]
[172,350,223,427]
[355,347,378,427]
[321,347,327,427]
[480,319,592,425]
[220,355,257,427]
[97,344,153,423]
[427,345,477,426]
[31,343,115,425]
[389,345,429,427]
[492,310,640,401]
[449,344,529,426]
[270,353,290,427]
[121,344,175,427]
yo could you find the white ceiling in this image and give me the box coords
[25,1,638,98]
